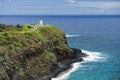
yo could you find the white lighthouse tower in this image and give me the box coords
[40,17,43,27]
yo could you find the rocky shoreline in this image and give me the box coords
[42,48,88,80]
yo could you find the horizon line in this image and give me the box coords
[0,14,120,16]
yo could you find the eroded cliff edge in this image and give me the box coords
[0,24,86,80]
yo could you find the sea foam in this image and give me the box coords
[82,50,105,62]
[51,50,106,80]
[66,34,79,38]
[51,62,82,80]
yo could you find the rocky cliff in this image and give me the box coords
[0,25,86,80]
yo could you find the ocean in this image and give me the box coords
[0,15,120,80]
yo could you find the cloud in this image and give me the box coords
[79,2,120,9]
[66,0,77,3]
[65,1,120,9]
[63,1,120,14]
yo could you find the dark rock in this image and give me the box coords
[45,48,88,80]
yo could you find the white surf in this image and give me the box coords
[51,50,106,80]
[66,34,79,38]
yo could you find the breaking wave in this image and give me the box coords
[51,50,106,80]
[66,34,79,38]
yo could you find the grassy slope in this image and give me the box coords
[0,25,74,80]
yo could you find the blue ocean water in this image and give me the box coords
[0,15,120,80]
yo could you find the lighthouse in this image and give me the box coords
[40,17,43,27]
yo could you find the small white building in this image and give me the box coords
[40,17,43,27]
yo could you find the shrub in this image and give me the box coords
[22,24,30,31]
[16,24,22,28]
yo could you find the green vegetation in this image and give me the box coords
[0,24,73,80]
[22,24,31,31]
[0,24,32,34]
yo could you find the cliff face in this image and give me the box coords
[0,25,85,80]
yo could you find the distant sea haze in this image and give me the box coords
[1,15,120,80]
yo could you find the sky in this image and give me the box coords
[0,0,120,15]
